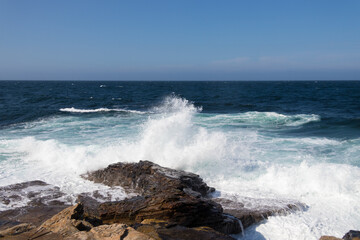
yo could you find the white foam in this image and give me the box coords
[59,107,145,114]
[151,94,202,114]
[201,111,320,128]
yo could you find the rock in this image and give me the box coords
[82,192,240,234]
[319,230,360,240]
[343,230,360,240]
[135,223,235,240]
[5,204,152,240]
[157,226,235,240]
[0,180,70,232]
[0,223,35,237]
[70,224,154,240]
[0,205,69,231]
[36,203,100,238]
[0,180,67,208]
[319,237,342,240]
[135,219,235,239]
[83,161,240,234]
[83,160,306,235]
[214,197,306,229]
[84,160,215,197]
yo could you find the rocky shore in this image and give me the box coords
[0,160,355,239]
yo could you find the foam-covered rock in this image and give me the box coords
[214,197,306,229]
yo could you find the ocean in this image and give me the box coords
[0,80,359,239]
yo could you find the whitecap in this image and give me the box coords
[59,107,145,114]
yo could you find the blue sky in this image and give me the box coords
[0,0,359,80]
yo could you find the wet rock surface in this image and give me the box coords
[0,181,70,232]
[0,180,67,209]
[214,197,307,229]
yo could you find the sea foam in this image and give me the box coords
[59,107,145,114]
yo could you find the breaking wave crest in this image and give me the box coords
[59,107,145,114]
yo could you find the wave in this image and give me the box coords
[201,111,320,127]
[59,107,145,114]
[151,94,202,114]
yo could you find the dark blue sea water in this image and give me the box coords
[0,81,359,239]
[1,81,360,138]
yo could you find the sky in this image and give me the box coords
[0,0,359,80]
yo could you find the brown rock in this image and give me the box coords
[37,203,98,237]
[82,191,240,234]
[136,224,235,240]
[319,236,342,240]
[0,223,34,237]
[83,160,304,235]
[84,160,214,197]
[83,161,240,234]
[157,226,235,240]
[70,224,153,240]
[0,231,64,240]
[0,205,69,231]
